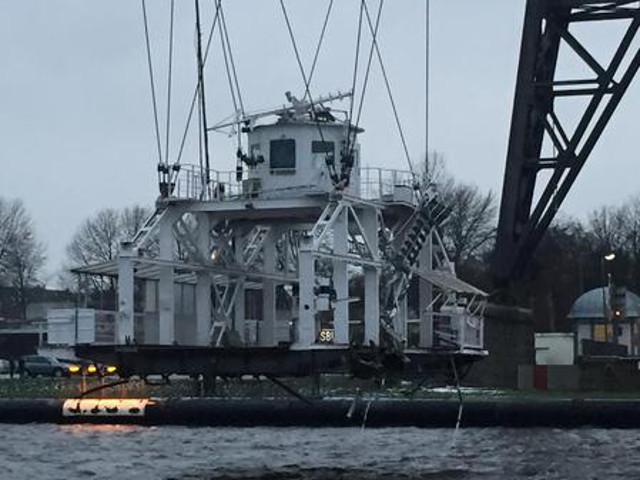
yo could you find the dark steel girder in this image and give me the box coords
[494,0,640,282]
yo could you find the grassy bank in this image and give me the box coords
[3,375,640,400]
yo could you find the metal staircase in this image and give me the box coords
[394,193,449,271]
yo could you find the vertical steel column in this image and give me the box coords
[261,230,277,346]
[298,236,316,347]
[117,242,135,344]
[333,208,349,344]
[195,213,212,345]
[396,294,408,344]
[158,215,175,344]
[362,206,380,345]
[234,232,246,344]
[419,231,433,348]
[143,280,159,344]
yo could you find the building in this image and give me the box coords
[569,286,640,356]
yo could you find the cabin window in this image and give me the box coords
[311,141,334,155]
[312,141,335,168]
[270,139,296,173]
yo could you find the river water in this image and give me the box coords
[0,424,638,479]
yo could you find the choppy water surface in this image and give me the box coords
[1,424,638,480]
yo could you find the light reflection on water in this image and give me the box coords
[60,423,144,434]
[1,424,639,479]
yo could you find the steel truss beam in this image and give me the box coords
[495,0,640,281]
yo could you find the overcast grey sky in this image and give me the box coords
[1,1,639,284]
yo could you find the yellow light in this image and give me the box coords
[87,365,97,374]
[68,365,81,374]
[106,365,117,374]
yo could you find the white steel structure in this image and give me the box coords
[73,94,486,369]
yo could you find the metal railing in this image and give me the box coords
[171,164,417,203]
[431,312,484,351]
[172,165,244,200]
[359,167,416,201]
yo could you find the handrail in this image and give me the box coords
[171,164,417,202]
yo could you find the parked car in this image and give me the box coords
[19,355,68,378]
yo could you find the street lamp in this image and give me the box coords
[601,252,616,342]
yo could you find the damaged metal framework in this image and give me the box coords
[71,93,487,378]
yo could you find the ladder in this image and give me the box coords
[130,207,169,251]
[395,193,449,271]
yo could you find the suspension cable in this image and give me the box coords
[362,0,414,175]
[354,0,384,131]
[346,1,365,155]
[219,1,245,116]
[279,0,345,185]
[172,4,221,185]
[217,0,243,157]
[306,0,335,99]
[195,0,212,186]
[218,1,239,116]
[278,0,322,126]
[197,78,205,193]
[425,0,430,182]
[165,0,175,165]
[141,0,164,166]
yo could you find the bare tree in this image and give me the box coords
[67,205,152,267]
[0,198,28,270]
[417,153,497,265]
[66,205,151,296]
[587,206,626,253]
[0,197,46,319]
[441,182,497,264]
[120,205,150,240]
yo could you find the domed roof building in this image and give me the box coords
[569,286,640,356]
[569,287,640,320]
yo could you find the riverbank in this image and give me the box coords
[4,396,640,428]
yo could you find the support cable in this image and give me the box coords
[216,0,243,163]
[218,2,239,116]
[195,0,212,187]
[218,2,246,179]
[424,0,430,181]
[173,6,220,179]
[346,0,365,156]
[165,0,175,166]
[354,0,384,132]
[450,356,464,444]
[197,78,204,189]
[278,0,322,126]
[362,0,414,175]
[141,0,164,166]
[305,0,335,99]
[280,0,342,184]
[219,1,245,116]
